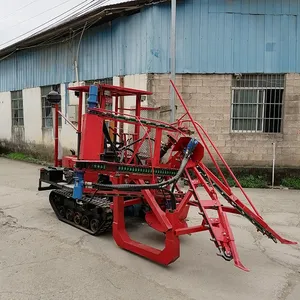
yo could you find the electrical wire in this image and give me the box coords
[38,0,111,32]
[0,0,43,23]
[52,0,111,47]
[54,0,112,25]
[20,15,98,51]
[0,0,77,34]
[0,0,114,64]
[0,0,91,48]
[23,16,96,49]
[0,0,109,49]
[0,49,17,62]
[0,0,121,61]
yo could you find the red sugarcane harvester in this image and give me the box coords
[38,80,297,271]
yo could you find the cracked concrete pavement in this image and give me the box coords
[0,157,300,300]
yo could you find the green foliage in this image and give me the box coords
[281,177,300,189]
[0,138,71,165]
[7,152,30,160]
[224,175,268,188]
[225,177,236,187]
[238,175,268,188]
[5,152,40,164]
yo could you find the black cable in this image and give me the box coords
[93,153,190,192]
[88,188,99,203]
[119,148,143,165]
[160,187,176,210]
[102,122,146,165]
[92,138,199,193]
[58,0,112,23]
[171,179,179,194]
[118,136,155,151]
[0,0,77,38]
[103,123,118,152]
[0,0,110,49]
[23,15,100,49]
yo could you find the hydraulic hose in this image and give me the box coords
[160,135,177,159]
[92,138,199,194]
[160,187,177,210]
[92,155,188,193]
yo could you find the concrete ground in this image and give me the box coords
[0,157,299,300]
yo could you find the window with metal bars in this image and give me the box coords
[41,84,62,128]
[231,74,284,133]
[11,90,24,126]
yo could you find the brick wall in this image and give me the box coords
[148,73,300,167]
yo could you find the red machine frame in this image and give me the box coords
[46,80,297,272]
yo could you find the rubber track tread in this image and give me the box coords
[49,188,113,236]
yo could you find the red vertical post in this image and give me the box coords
[99,92,105,156]
[78,91,83,132]
[134,95,141,164]
[114,96,119,143]
[135,94,141,117]
[153,128,162,166]
[54,104,59,167]
[100,93,106,109]
[119,76,124,137]
[77,91,83,159]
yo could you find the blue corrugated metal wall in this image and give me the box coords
[150,0,300,74]
[0,0,300,92]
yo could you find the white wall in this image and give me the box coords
[113,74,148,109]
[60,83,77,150]
[23,87,42,143]
[39,84,78,150]
[113,74,149,135]
[0,92,11,140]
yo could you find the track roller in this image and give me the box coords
[49,189,113,236]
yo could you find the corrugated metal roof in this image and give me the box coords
[1,0,300,93]
[0,2,160,91]
[0,0,169,58]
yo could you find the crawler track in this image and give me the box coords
[49,189,113,236]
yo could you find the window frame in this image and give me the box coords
[230,75,284,133]
[11,90,24,127]
[41,85,62,129]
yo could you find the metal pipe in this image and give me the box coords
[119,76,124,135]
[272,142,276,188]
[74,21,87,83]
[77,91,83,159]
[57,110,77,131]
[74,60,79,84]
[114,95,119,143]
[53,104,59,167]
[170,0,176,123]
[134,94,141,164]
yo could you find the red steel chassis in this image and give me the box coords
[48,80,297,272]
